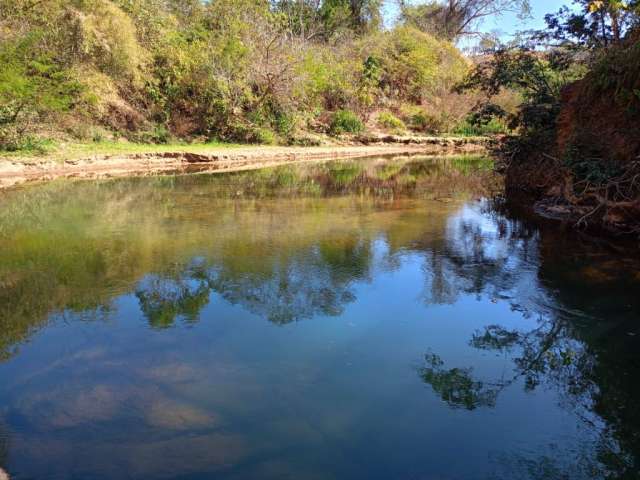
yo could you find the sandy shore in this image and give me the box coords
[0,139,487,189]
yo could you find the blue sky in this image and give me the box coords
[384,0,569,41]
[478,0,564,36]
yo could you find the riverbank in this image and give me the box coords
[0,137,488,189]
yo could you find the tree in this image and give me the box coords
[454,45,586,159]
[272,0,329,40]
[397,0,531,41]
[272,0,383,38]
[344,0,383,32]
[0,32,82,149]
[540,0,639,48]
[377,25,469,102]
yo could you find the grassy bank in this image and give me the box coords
[0,134,492,164]
[0,140,249,163]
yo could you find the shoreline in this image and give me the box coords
[0,138,487,189]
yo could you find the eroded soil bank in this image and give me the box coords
[0,138,487,189]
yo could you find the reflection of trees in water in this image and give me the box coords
[420,200,539,306]
[420,352,498,410]
[122,196,640,480]
[209,265,357,325]
[417,201,640,479]
[136,270,211,329]
[488,445,606,480]
[133,238,372,327]
[0,156,492,358]
[421,321,640,478]
[420,318,591,410]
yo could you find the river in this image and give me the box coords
[0,155,638,479]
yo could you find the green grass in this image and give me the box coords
[452,118,509,137]
[0,140,246,163]
[0,133,491,165]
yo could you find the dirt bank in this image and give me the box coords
[0,138,487,189]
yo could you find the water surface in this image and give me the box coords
[0,156,639,480]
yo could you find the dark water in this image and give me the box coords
[0,156,639,480]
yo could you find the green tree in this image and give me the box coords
[272,0,382,38]
[540,0,639,48]
[0,35,81,149]
[455,45,586,156]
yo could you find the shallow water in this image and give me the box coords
[0,156,639,480]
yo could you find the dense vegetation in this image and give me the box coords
[0,0,508,152]
[2,0,639,233]
[456,0,640,235]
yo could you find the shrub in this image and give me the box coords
[0,0,478,147]
[146,125,171,144]
[254,127,278,145]
[286,134,323,146]
[329,110,364,135]
[453,118,508,136]
[377,111,405,130]
[275,111,297,137]
[406,111,444,134]
[452,104,510,136]
[0,134,53,154]
[562,135,624,185]
[408,112,428,131]
[233,126,278,145]
[297,47,357,112]
[73,0,148,83]
[588,38,640,116]
[0,37,82,150]
[376,26,468,103]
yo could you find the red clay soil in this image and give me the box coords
[506,33,640,237]
[556,82,640,164]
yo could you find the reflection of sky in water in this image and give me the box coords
[0,161,638,480]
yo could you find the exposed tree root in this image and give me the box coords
[508,155,640,237]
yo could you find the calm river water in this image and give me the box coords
[0,156,639,480]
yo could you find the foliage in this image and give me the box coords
[75,0,148,82]
[411,113,442,133]
[377,111,405,130]
[562,138,625,184]
[455,103,510,136]
[0,33,82,150]
[402,106,434,133]
[374,26,468,103]
[587,32,640,114]
[329,109,364,135]
[272,0,383,38]
[0,0,480,148]
[455,46,587,156]
[467,102,507,126]
[454,117,508,136]
[539,0,639,48]
[453,0,640,235]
